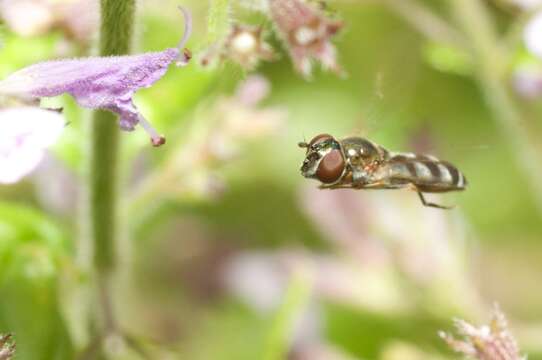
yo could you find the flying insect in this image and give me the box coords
[299,134,467,209]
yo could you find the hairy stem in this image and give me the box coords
[449,0,542,216]
[88,0,135,333]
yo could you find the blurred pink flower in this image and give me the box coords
[439,304,525,360]
[222,250,324,351]
[223,248,406,317]
[0,6,192,147]
[268,0,343,77]
[235,73,272,105]
[223,251,288,312]
[190,75,285,164]
[512,64,542,98]
[0,107,65,184]
[133,75,285,202]
[298,184,483,315]
[34,155,77,216]
[0,0,98,43]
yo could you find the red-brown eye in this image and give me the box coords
[309,133,333,148]
[316,149,345,184]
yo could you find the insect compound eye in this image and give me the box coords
[316,149,345,184]
[309,133,333,148]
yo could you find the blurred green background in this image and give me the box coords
[1,0,542,359]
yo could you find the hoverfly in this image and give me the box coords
[299,134,467,209]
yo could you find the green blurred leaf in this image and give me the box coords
[0,203,73,360]
[422,42,473,76]
[0,32,60,77]
[263,273,312,360]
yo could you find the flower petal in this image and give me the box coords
[0,107,65,184]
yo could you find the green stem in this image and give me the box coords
[449,0,542,216]
[381,0,465,48]
[263,272,312,360]
[207,0,231,45]
[88,0,135,331]
[90,107,119,274]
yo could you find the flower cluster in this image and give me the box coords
[269,0,344,77]
[206,0,343,77]
[439,304,526,360]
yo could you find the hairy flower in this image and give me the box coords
[0,107,65,184]
[0,334,15,360]
[439,304,526,360]
[0,6,192,147]
[268,0,343,77]
[201,24,276,70]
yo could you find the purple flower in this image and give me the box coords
[268,0,343,77]
[0,107,65,184]
[0,6,193,147]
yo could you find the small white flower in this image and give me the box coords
[0,107,65,184]
[509,0,542,10]
[524,11,542,59]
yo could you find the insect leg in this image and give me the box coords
[318,184,353,190]
[416,191,454,210]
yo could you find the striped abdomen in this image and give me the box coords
[386,153,467,192]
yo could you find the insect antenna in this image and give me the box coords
[298,133,308,148]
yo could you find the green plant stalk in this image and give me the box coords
[449,0,542,216]
[91,0,135,274]
[88,0,135,330]
[381,0,465,48]
[263,273,312,360]
[207,0,230,45]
